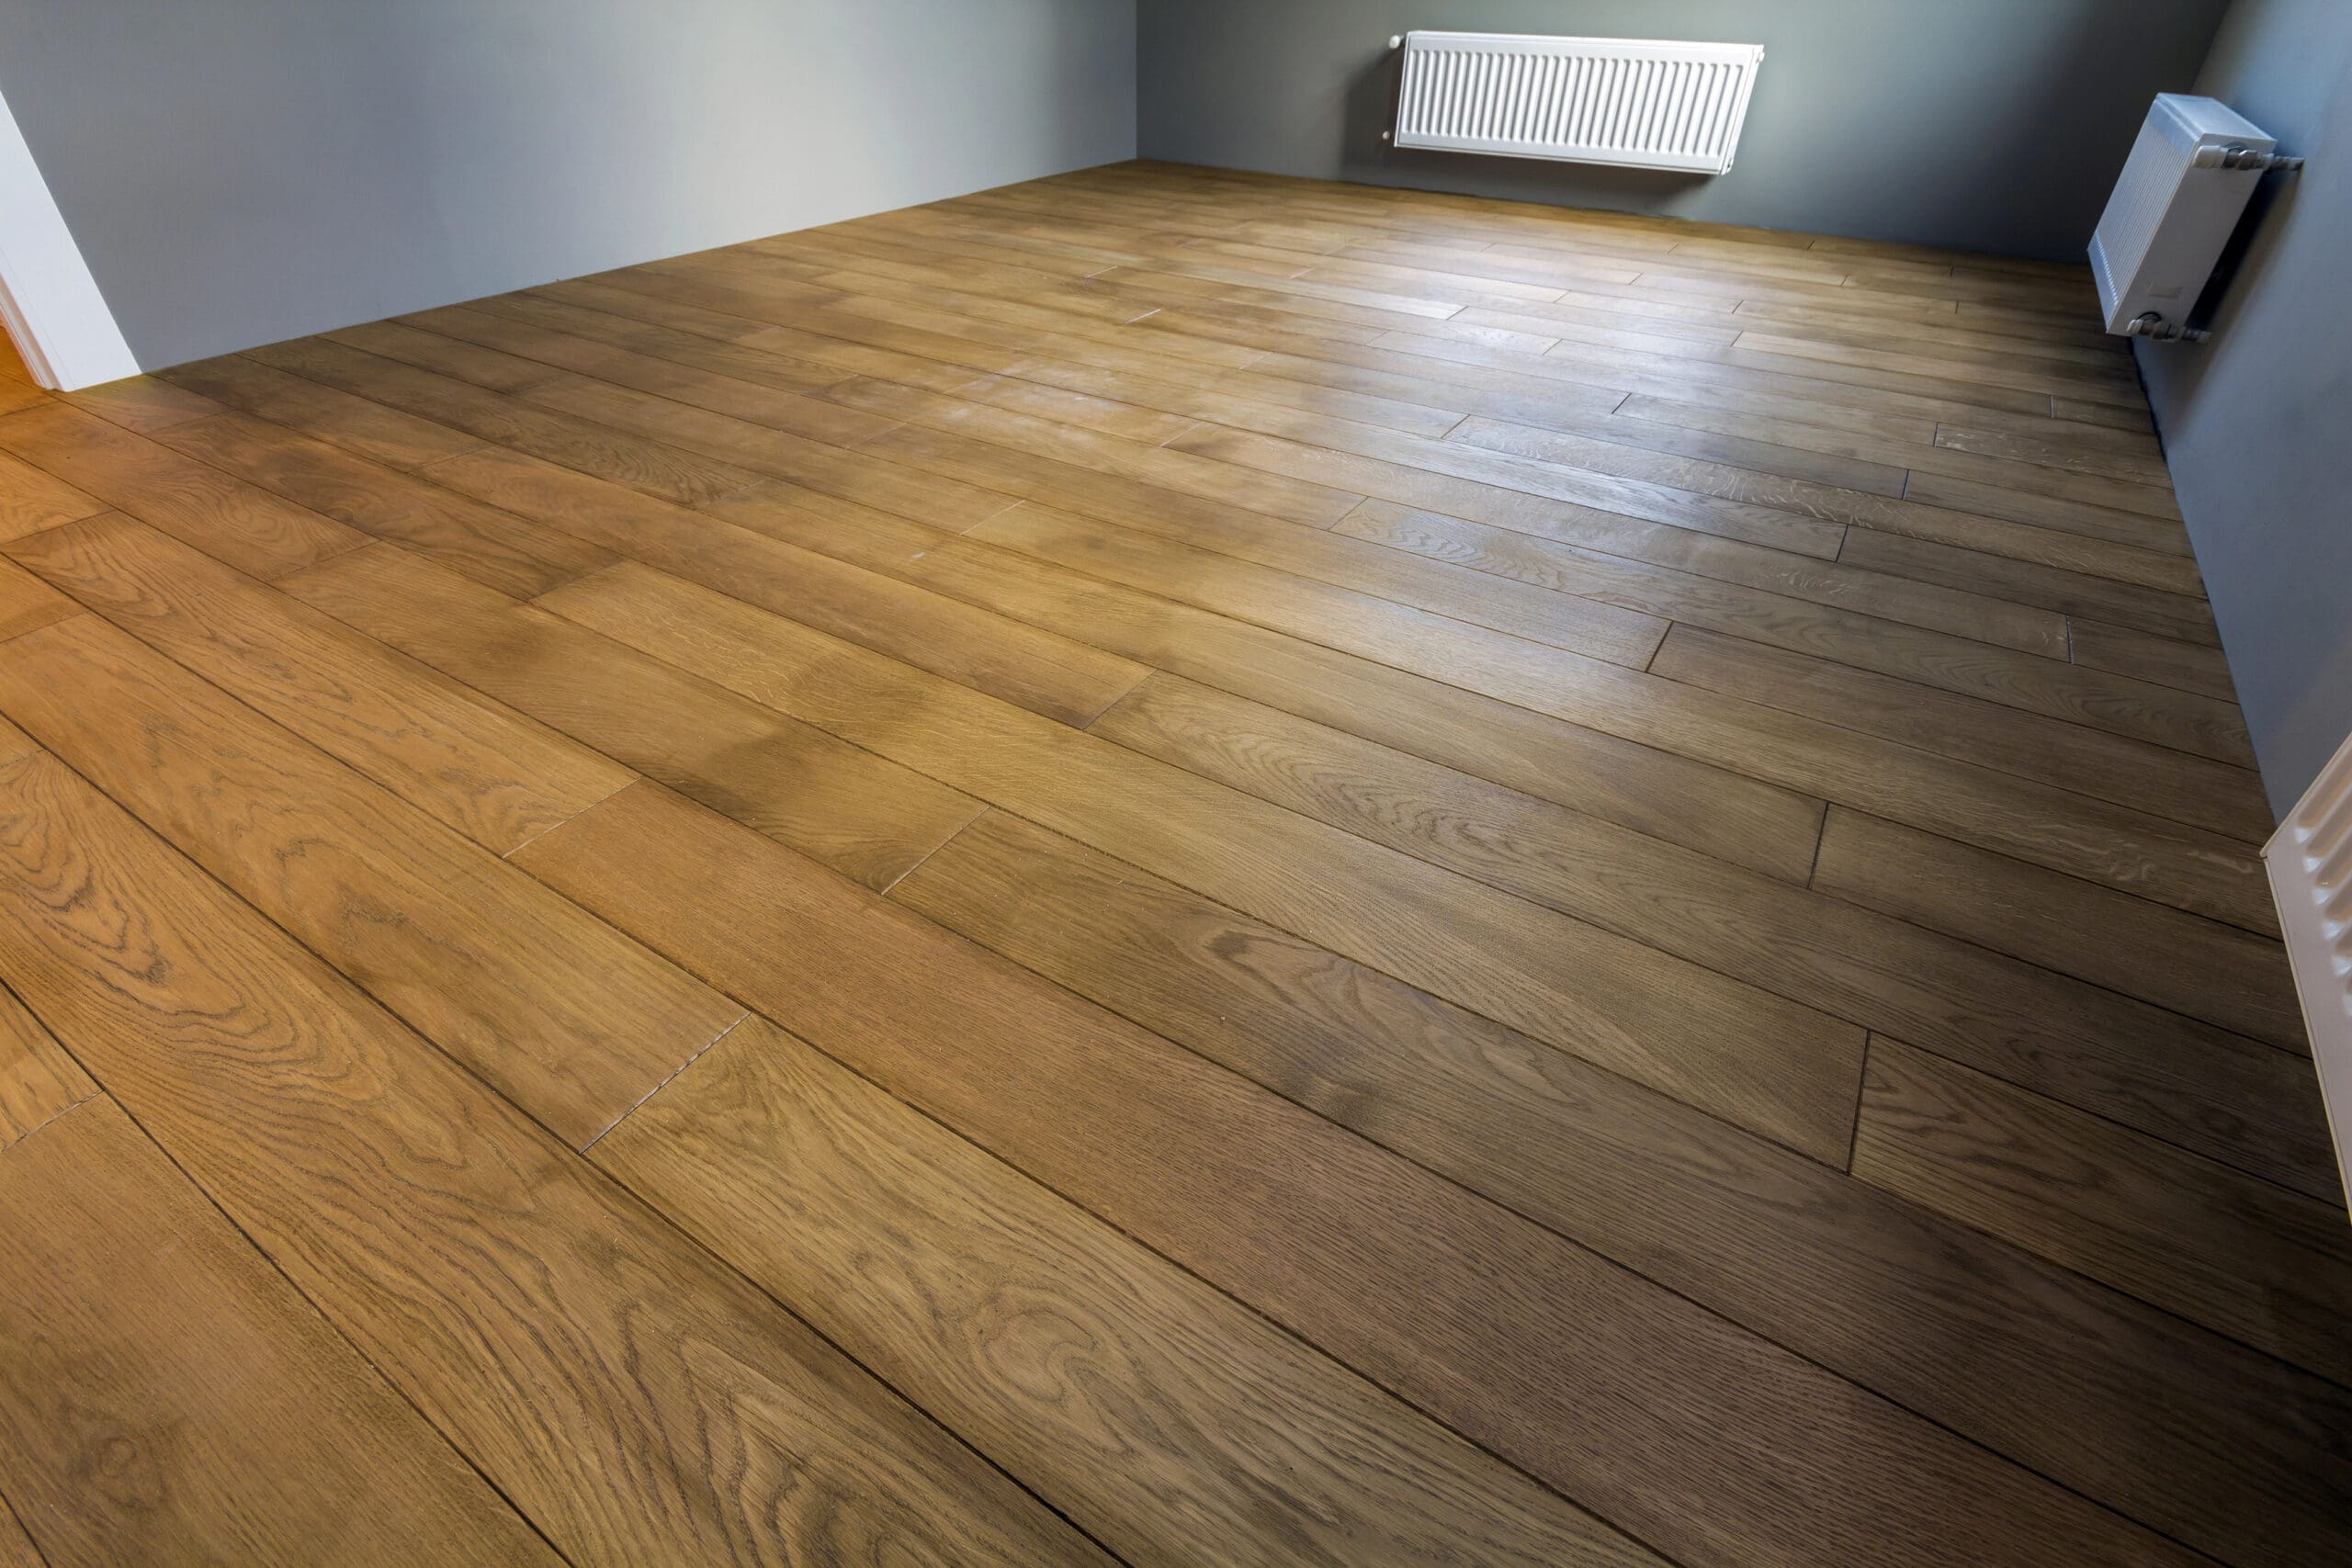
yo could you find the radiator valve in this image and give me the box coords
[2125,312,2212,344]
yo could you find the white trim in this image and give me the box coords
[2264,728,2352,1213]
[0,86,139,389]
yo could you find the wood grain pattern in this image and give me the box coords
[0,1094,558,1567]
[2070,615,2242,700]
[1080,671,2327,1184]
[0,981,93,1150]
[893,807,2352,1567]
[955,487,2272,931]
[0,748,1109,1568]
[157,352,493,471]
[516,778,2206,1568]
[0,1496,39,1568]
[152,410,616,598]
[414,443,1153,728]
[0,612,744,1148]
[0,448,107,541]
[0,163,2332,1568]
[0,557,76,644]
[598,1013,1662,1568]
[277,541,986,891]
[5,513,628,855]
[0,402,363,578]
[1857,1040,2352,1384]
[1648,622,2270,841]
[55,373,225,434]
[532,558,1869,1160]
[1813,808,2305,1045]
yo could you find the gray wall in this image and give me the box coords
[1136,0,2228,260]
[2137,0,2352,816]
[0,0,1136,369]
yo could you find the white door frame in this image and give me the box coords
[0,85,138,389]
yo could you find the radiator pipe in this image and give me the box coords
[2125,312,2213,344]
[2195,142,2307,172]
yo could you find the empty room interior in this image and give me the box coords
[3,1,2350,1562]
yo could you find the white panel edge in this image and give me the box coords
[0,86,141,389]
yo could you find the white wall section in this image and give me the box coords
[0,0,1137,370]
[0,87,139,389]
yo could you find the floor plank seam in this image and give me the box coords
[576,1009,752,1156]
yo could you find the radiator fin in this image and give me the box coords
[1393,32,1764,175]
[2267,731,2352,1209]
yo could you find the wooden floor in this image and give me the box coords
[0,161,2345,1567]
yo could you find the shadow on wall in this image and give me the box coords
[2135,8,2352,814]
[2188,157,2301,333]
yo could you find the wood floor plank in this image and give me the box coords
[371,310,905,454]
[1838,525,2221,647]
[324,320,570,394]
[1649,624,2270,842]
[598,1013,1663,1568]
[1899,468,2192,553]
[0,748,1109,1568]
[0,1497,37,1568]
[0,557,76,644]
[1813,809,2305,1047]
[156,353,494,471]
[149,410,617,598]
[511,777,2210,1568]
[275,541,986,892]
[5,513,630,855]
[1163,415,1852,559]
[1856,1040,2352,1384]
[822,375,1372,526]
[0,402,363,578]
[1337,495,2069,658]
[0,982,94,1150]
[0,1095,559,1567]
[397,437,1825,883]
[1080,671,2331,1194]
[815,412,1675,670]
[0,164,2311,1568]
[964,503,1683,729]
[1453,412,2192,560]
[2072,615,2242,701]
[2052,393,2158,432]
[0,449,107,541]
[536,557,1870,1158]
[276,326,1029,533]
[413,444,1151,728]
[54,373,225,434]
[1341,498,2245,765]
[894,807,2352,1566]
[549,269,1476,437]
[955,488,2276,932]
[1938,418,2170,480]
[1608,392,2181,520]
[243,335,776,513]
[401,299,855,400]
[0,612,745,1149]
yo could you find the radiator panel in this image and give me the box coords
[1393,32,1765,175]
[2090,94,2275,334]
[2267,731,2352,1211]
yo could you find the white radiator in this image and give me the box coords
[2090,94,2301,341]
[1389,32,1764,175]
[2267,731,2352,1210]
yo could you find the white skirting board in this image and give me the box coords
[0,87,139,389]
[2264,728,2352,1212]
